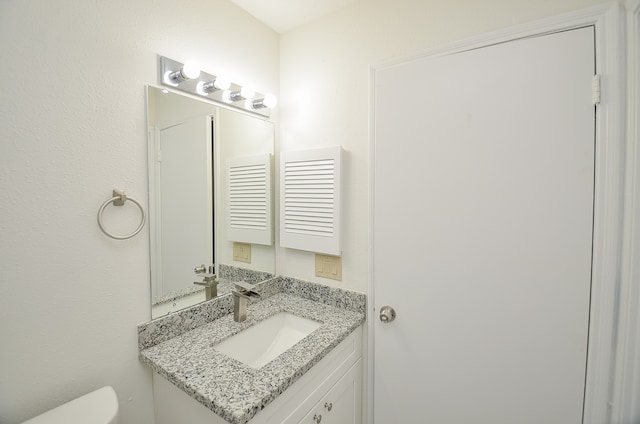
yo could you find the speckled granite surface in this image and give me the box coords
[138,276,366,424]
[279,276,366,314]
[139,277,277,351]
[138,276,365,350]
[152,284,205,306]
[218,264,274,284]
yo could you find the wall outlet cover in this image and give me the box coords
[233,242,252,264]
[315,254,342,281]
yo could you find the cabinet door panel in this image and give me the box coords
[299,405,322,424]
[298,359,362,424]
[322,359,361,424]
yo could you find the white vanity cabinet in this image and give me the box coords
[152,325,363,424]
[296,360,362,424]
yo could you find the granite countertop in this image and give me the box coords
[139,290,365,424]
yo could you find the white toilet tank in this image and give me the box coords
[22,386,119,424]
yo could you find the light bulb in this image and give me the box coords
[197,77,232,96]
[222,90,233,103]
[263,94,277,108]
[164,61,200,85]
[214,77,231,91]
[181,61,200,80]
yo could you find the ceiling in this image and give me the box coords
[230,0,359,33]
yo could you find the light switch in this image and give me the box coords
[315,254,342,281]
[233,242,251,264]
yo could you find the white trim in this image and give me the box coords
[583,4,627,423]
[611,2,640,423]
[149,125,164,300]
[367,3,626,424]
[366,64,376,424]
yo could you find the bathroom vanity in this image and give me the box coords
[140,63,364,423]
[138,277,366,424]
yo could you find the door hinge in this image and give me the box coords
[592,74,601,105]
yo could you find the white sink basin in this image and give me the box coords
[214,312,322,369]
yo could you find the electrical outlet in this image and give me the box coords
[315,254,342,281]
[233,242,251,264]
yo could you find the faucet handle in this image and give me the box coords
[234,281,254,292]
[233,281,261,299]
[194,273,218,287]
[203,273,217,283]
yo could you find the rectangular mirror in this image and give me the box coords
[146,86,275,319]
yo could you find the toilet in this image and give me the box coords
[22,386,119,424]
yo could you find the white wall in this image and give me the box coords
[0,1,278,423]
[278,0,611,294]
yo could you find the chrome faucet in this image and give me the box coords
[232,281,261,322]
[194,273,219,300]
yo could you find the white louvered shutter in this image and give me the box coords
[280,147,342,255]
[227,153,273,245]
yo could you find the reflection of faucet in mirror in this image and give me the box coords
[194,273,219,300]
[232,281,261,322]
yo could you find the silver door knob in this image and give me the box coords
[379,305,396,323]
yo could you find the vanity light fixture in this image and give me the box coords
[159,56,274,118]
[248,94,278,110]
[196,77,231,95]
[163,61,200,86]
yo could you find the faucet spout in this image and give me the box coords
[232,281,261,322]
[194,273,219,300]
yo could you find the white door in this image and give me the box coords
[154,116,213,296]
[373,27,595,423]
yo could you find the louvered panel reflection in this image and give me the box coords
[280,147,341,255]
[227,154,272,245]
[230,163,267,230]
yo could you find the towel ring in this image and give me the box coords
[98,189,146,240]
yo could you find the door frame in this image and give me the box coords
[611,1,640,422]
[368,3,626,423]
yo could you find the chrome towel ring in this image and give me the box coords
[98,189,146,240]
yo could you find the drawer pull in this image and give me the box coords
[324,402,333,411]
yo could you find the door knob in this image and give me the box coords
[379,305,396,323]
[313,414,322,423]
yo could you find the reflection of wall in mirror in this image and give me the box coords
[216,108,275,274]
